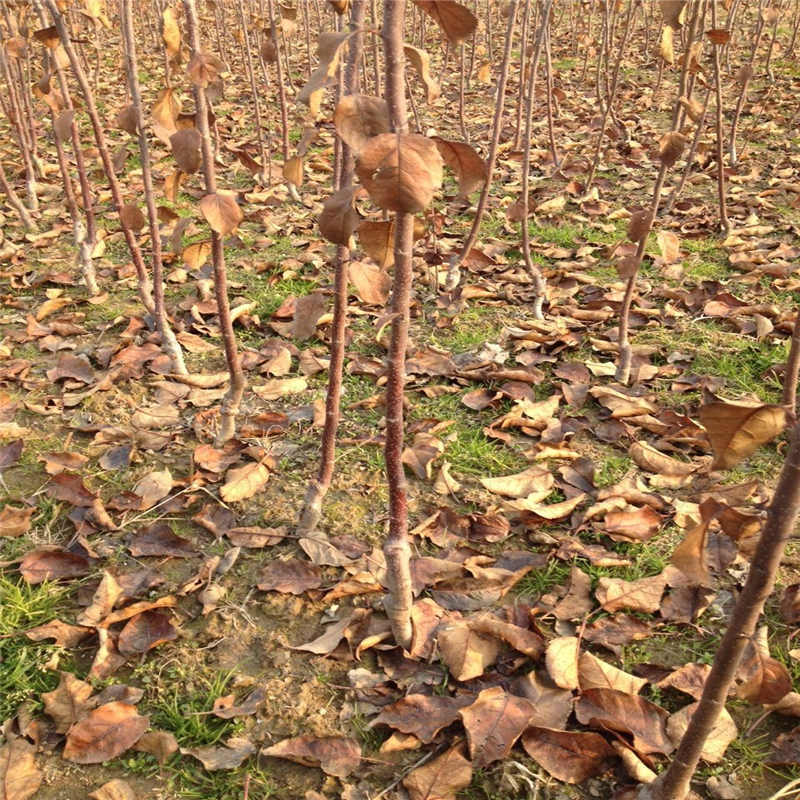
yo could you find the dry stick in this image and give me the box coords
[120,0,187,376]
[783,310,800,409]
[296,0,365,538]
[0,157,35,230]
[381,0,414,651]
[0,43,39,212]
[183,0,245,445]
[519,0,552,322]
[710,0,731,235]
[444,0,517,290]
[44,0,155,316]
[639,424,800,800]
[585,0,636,189]
[237,2,270,186]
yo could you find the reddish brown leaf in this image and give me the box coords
[257,559,322,594]
[118,609,178,656]
[522,727,618,784]
[19,549,90,584]
[576,688,673,755]
[459,687,535,768]
[63,702,149,764]
[0,737,42,800]
[403,743,472,800]
[261,736,361,778]
[370,695,469,744]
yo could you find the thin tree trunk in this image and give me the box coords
[238,1,270,185]
[297,0,365,537]
[183,0,245,445]
[44,0,155,316]
[381,0,414,651]
[639,422,800,800]
[35,0,99,295]
[520,0,553,321]
[445,0,519,291]
[710,0,731,234]
[121,0,187,375]
[0,157,35,230]
[783,310,800,409]
[586,0,636,189]
[445,0,517,289]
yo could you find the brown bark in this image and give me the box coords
[783,310,800,409]
[381,0,414,651]
[0,157,35,231]
[297,0,365,537]
[183,0,245,445]
[121,0,187,375]
[710,0,731,235]
[520,0,553,320]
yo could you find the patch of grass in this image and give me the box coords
[429,307,506,352]
[350,711,388,754]
[139,663,244,748]
[444,426,529,476]
[515,560,572,596]
[154,759,276,800]
[0,577,75,718]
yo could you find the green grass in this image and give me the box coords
[429,306,506,352]
[140,663,244,747]
[0,577,75,718]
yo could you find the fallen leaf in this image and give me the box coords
[459,686,535,768]
[546,636,580,690]
[595,573,667,614]
[211,685,266,719]
[522,727,617,784]
[578,652,647,695]
[87,779,136,800]
[737,627,792,705]
[403,743,472,800]
[118,609,178,656]
[42,672,96,733]
[19,549,90,584]
[220,461,270,503]
[436,620,502,681]
[0,738,42,800]
[370,695,468,744]
[480,465,553,499]
[576,688,673,755]
[0,505,34,538]
[63,702,149,763]
[182,737,256,770]
[629,441,695,477]
[257,559,322,594]
[261,736,361,778]
[666,702,736,763]
[698,397,787,470]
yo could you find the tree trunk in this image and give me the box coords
[183,0,246,445]
[381,0,414,651]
